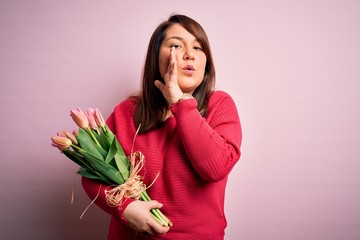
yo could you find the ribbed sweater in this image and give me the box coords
[82,90,242,240]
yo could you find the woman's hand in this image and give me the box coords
[154,47,183,105]
[123,200,170,235]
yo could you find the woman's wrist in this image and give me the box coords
[174,93,193,104]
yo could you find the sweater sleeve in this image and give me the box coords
[170,91,242,182]
[81,177,135,221]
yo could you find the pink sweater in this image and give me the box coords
[82,90,242,239]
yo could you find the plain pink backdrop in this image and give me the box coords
[1,1,359,239]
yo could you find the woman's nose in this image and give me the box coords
[183,48,195,60]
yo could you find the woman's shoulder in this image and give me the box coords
[113,96,137,115]
[209,90,235,104]
[204,90,240,124]
[206,90,239,116]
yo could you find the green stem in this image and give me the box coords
[140,191,172,227]
[140,192,166,226]
[85,128,101,147]
[71,144,83,152]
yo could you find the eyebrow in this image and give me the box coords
[164,36,200,43]
[165,36,183,41]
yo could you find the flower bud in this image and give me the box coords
[72,129,78,136]
[51,136,72,151]
[70,108,89,129]
[58,130,78,145]
[94,108,105,127]
[86,108,98,130]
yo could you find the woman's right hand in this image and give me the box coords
[154,46,184,105]
[123,200,170,235]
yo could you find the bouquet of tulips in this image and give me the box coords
[51,108,172,227]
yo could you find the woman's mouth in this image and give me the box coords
[182,65,195,74]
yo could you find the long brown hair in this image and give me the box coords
[133,14,216,133]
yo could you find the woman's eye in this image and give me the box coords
[171,44,181,49]
[194,46,203,51]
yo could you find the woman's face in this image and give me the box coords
[158,24,207,94]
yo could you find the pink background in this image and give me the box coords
[1,1,359,239]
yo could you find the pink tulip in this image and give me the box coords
[94,108,105,127]
[58,130,78,145]
[72,129,78,136]
[86,108,98,130]
[70,108,89,129]
[51,136,72,151]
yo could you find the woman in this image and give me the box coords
[82,14,242,240]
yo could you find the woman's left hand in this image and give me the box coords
[154,47,183,105]
[123,200,170,235]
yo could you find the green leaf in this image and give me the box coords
[105,137,117,163]
[113,154,130,180]
[77,167,112,185]
[63,150,94,171]
[103,126,115,145]
[94,130,111,151]
[113,138,130,180]
[80,150,125,185]
[76,128,107,160]
[102,129,130,180]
